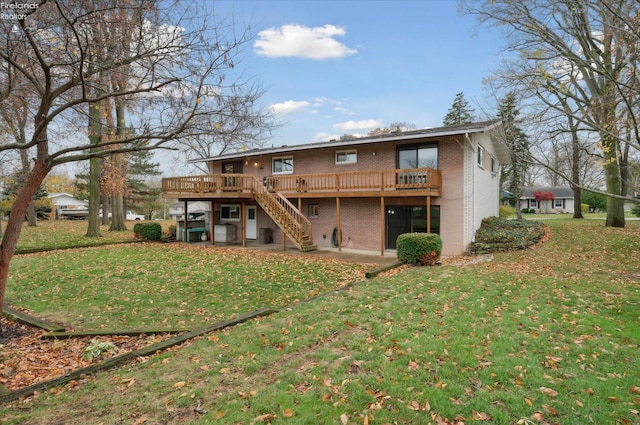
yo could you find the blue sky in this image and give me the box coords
[214,0,504,145]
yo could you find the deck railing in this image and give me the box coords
[162,168,441,195]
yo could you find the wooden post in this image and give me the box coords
[210,201,215,245]
[282,229,286,251]
[427,196,431,234]
[336,197,342,252]
[380,197,385,256]
[241,200,247,247]
[183,200,188,242]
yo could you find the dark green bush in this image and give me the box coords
[396,233,442,265]
[133,222,162,241]
[631,203,640,218]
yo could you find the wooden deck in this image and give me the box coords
[162,168,442,199]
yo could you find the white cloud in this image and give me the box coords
[313,131,341,142]
[334,106,355,116]
[334,119,382,131]
[269,100,310,115]
[255,24,357,60]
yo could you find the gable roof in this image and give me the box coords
[193,120,510,164]
[521,187,574,199]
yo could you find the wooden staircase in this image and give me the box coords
[248,177,317,252]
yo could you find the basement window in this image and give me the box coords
[221,204,241,221]
[308,204,319,218]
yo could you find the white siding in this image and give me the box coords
[470,134,501,249]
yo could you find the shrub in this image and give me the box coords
[82,339,117,361]
[499,205,515,218]
[631,203,640,218]
[471,216,546,253]
[521,208,530,214]
[133,222,162,241]
[396,233,442,265]
[581,203,590,214]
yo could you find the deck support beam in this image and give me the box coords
[380,197,385,256]
[183,200,188,242]
[210,201,215,245]
[427,196,431,234]
[241,200,247,247]
[336,197,342,252]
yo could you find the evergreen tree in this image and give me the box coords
[127,150,161,219]
[2,175,52,220]
[442,92,475,126]
[498,93,530,219]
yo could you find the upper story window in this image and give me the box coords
[477,145,485,168]
[336,149,357,165]
[272,156,293,174]
[491,156,497,173]
[397,144,438,169]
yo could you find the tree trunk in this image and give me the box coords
[109,195,127,231]
[86,80,103,237]
[101,195,110,225]
[572,186,583,219]
[569,118,583,219]
[0,160,50,333]
[602,135,625,227]
[26,200,37,226]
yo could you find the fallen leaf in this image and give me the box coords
[253,413,277,422]
[173,381,186,390]
[340,413,349,424]
[471,410,491,421]
[132,416,147,425]
[542,404,558,415]
[282,408,294,418]
[539,387,558,397]
[629,386,640,394]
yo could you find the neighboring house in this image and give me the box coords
[520,187,575,214]
[48,193,88,220]
[162,120,510,256]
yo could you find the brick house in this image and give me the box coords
[162,120,510,256]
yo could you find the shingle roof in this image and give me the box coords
[192,120,506,163]
[521,187,574,199]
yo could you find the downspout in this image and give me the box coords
[464,133,475,248]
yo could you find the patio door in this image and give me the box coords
[386,206,440,249]
[222,161,243,190]
[246,206,257,239]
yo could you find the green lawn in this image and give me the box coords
[1,219,639,424]
[13,220,140,252]
[7,242,372,331]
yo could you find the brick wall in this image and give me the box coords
[205,134,488,255]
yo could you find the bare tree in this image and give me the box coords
[172,83,277,174]
[0,0,266,330]
[463,0,640,227]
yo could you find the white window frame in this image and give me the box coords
[335,149,357,165]
[477,145,485,168]
[221,204,241,221]
[272,156,293,175]
[491,156,497,173]
[308,204,319,218]
[530,200,538,208]
[554,199,563,208]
